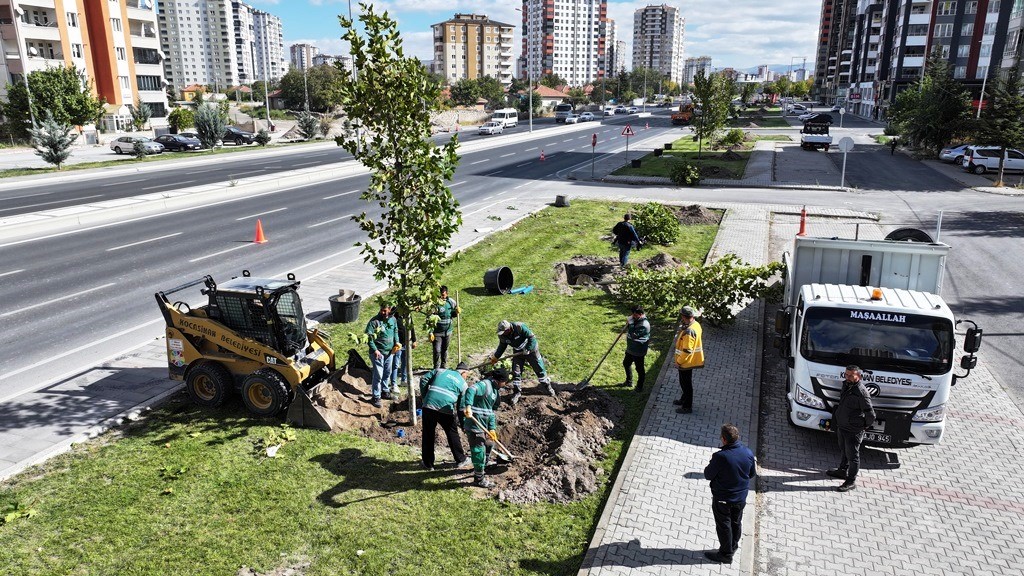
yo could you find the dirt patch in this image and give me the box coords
[303,351,624,504]
[237,560,309,576]
[552,253,684,293]
[666,204,723,226]
[722,150,744,161]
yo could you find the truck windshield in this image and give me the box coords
[800,308,953,374]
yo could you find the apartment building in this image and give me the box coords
[290,42,317,71]
[521,0,608,87]
[632,4,685,86]
[606,18,621,76]
[252,7,285,81]
[683,55,711,84]
[814,0,857,103]
[0,0,169,126]
[431,13,515,88]
[313,53,349,71]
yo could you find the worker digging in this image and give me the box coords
[463,367,510,488]
[491,319,555,404]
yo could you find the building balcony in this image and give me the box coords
[908,13,929,25]
[905,36,927,46]
[17,0,56,9]
[902,56,924,67]
[20,23,62,43]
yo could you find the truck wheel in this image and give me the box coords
[241,369,291,416]
[884,227,934,242]
[186,362,233,407]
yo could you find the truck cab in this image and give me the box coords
[554,103,574,123]
[800,121,832,151]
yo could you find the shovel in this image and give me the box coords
[466,413,515,462]
[575,326,627,391]
[464,350,529,373]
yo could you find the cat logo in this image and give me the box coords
[265,355,278,364]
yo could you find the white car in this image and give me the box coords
[798,112,817,122]
[478,121,504,135]
[110,136,164,155]
[579,112,595,122]
[564,114,580,124]
[831,104,843,112]
[626,107,639,114]
[960,145,1024,174]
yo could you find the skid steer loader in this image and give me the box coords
[155,270,337,426]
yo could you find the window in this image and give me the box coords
[67,12,79,27]
[980,42,992,56]
[958,44,971,57]
[984,22,996,35]
[119,75,131,89]
[961,23,974,35]
[966,0,978,12]
[954,65,966,78]
[136,75,163,90]
[909,24,929,36]
[938,1,957,15]
[932,23,953,37]
[71,44,83,58]
[111,17,122,31]
[989,0,1001,11]
[116,47,126,60]
[976,65,988,79]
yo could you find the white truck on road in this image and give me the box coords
[774,235,982,446]
[800,121,832,151]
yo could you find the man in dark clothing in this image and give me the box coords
[703,424,756,564]
[419,364,470,471]
[430,285,459,369]
[491,320,554,404]
[889,138,898,155]
[622,306,650,390]
[612,213,643,267]
[827,365,877,492]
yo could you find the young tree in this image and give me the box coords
[516,89,542,116]
[318,115,333,138]
[194,104,225,149]
[449,78,480,107]
[978,68,1024,186]
[338,5,462,420]
[740,83,757,105]
[691,70,730,156]
[539,73,566,89]
[167,107,195,132]
[1,65,101,139]
[567,87,588,109]
[295,110,320,140]
[29,112,78,170]
[131,97,152,130]
[889,49,972,150]
[131,138,148,160]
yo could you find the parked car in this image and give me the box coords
[961,145,1024,174]
[223,126,255,145]
[564,114,580,124]
[154,134,202,151]
[554,103,575,123]
[801,113,834,125]
[831,104,843,112]
[110,136,164,155]
[178,132,200,140]
[614,106,626,114]
[604,106,617,116]
[478,121,504,135]
[626,106,639,114]
[938,144,973,164]
[787,103,808,115]
[579,112,595,122]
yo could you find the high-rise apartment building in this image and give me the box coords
[606,18,620,76]
[290,43,318,71]
[431,13,515,87]
[0,0,169,124]
[313,53,349,71]
[158,0,286,96]
[683,55,712,84]
[632,4,685,86]
[814,0,857,102]
[521,0,608,87]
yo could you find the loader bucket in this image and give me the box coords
[286,385,334,431]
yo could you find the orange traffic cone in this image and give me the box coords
[540,149,546,161]
[796,206,807,237]
[254,218,268,244]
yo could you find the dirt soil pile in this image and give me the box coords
[667,204,722,226]
[303,351,624,504]
[553,253,684,293]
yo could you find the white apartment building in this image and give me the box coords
[606,18,620,76]
[252,8,285,81]
[521,0,607,87]
[632,4,684,86]
[290,43,318,71]
[683,55,711,84]
[431,13,515,88]
[313,53,350,71]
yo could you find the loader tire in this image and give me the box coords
[241,369,291,417]
[185,362,233,407]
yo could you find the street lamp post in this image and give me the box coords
[516,6,533,132]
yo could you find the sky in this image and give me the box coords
[251,0,819,73]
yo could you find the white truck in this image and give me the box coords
[774,235,982,446]
[800,121,832,151]
[554,103,574,123]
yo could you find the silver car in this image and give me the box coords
[478,121,504,135]
[110,136,164,155]
[938,144,972,164]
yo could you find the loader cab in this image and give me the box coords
[203,271,308,357]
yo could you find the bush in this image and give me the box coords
[296,111,319,140]
[254,129,271,146]
[631,202,680,246]
[194,104,226,149]
[670,161,701,186]
[616,254,783,326]
[167,107,194,132]
[131,139,147,160]
[883,124,899,136]
[721,128,745,147]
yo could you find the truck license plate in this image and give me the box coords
[863,432,891,444]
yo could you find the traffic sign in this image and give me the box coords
[621,125,635,137]
[592,133,597,147]
[837,136,854,152]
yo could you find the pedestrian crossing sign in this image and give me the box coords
[621,125,635,137]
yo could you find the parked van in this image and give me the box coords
[491,108,519,128]
[554,103,574,123]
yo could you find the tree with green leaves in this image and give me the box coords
[978,68,1024,186]
[691,70,730,156]
[567,87,588,109]
[295,110,320,140]
[889,49,972,151]
[338,4,462,419]
[131,139,148,159]
[167,107,194,132]
[1,65,101,139]
[29,112,78,170]
[319,115,333,138]
[475,76,507,109]
[449,78,480,107]
[516,89,541,116]
[539,73,566,89]
[255,129,271,146]
[194,104,226,149]
[279,64,344,112]
[740,83,757,105]
[131,97,152,130]
[774,76,793,98]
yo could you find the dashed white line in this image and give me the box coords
[142,180,192,190]
[0,269,24,278]
[103,178,146,187]
[0,195,104,213]
[450,180,467,187]
[513,183,529,189]
[515,162,531,168]
[0,283,116,318]
[464,197,517,217]
[562,139,574,143]
[185,168,219,174]
[525,147,538,151]
[188,243,253,263]
[546,142,559,147]
[308,213,354,228]
[235,207,287,221]
[500,152,516,158]
[1,191,52,201]
[106,232,182,252]
[293,161,319,167]
[323,189,360,199]
[483,170,503,176]
[471,159,490,165]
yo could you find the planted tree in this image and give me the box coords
[475,76,507,109]
[539,73,566,89]
[977,68,1024,186]
[29,112,78,170]
[131,97,152,130]
[740,83,757,106]
[254,129,272,146]
[338,4,462,421]
[318,115,333,138]
[889,49,972,151]
[449,78,480,107]
[691,70,730,156]
[567,87,588,110]
[1,65,101,139]
[194,104,225,149]
[295,110,320,140]
[279,64,345,112]
[167,107,195,132]
[131,139,148,159]
[516,89,541,116]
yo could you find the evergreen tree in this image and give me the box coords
[978,68,1024,186]
[29,113,78,170]
[131,97,152,130]
[296,110,320,140]
[194,104,226,149]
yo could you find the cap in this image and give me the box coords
[680,306,695,318]
[632,306,644,315]
[490,367,510,382]
[455,361,469,370]
[496,320,512,334]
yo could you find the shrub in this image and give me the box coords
[29,113,77,170]
[670,161,701,186]
[131,139,147,160]
[167,107,194,132]
[721,128,745,147]
[254,129,271,146]
[883,124,899,136]
[631,202,680,246]
[296,111,319,140]
[194,104,226,149]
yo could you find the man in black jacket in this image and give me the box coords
[703,424,756,564]
[611,213,643,267]
[827,365,877,492]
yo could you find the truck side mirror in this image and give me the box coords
[960,355,977,370]
[774,309,790,334]
[964,328,982,353]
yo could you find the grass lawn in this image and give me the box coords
[0,139,326,179]
[610,135,751,179]
[0,201,717,576]
[727,116,791,128]
[873,134,893,145]
[756,134,792,142]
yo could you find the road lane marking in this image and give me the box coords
[515,162,532,168]
[500,152,516,157]
[0,269,24,278]
[323,189,360,199]
[235,207,287,221]
[294,161,320,167]
[188,243,253,263]
[106,232,182,251]
[0,282,115,318]
[103,178,146,187]
[464,197,517,217]
[546,142,558,147]
[280,246,360,277]
[471,159,489,165]
[514,183,529,189]
[562,139,574,142]
[449,180,467,187]
[1,191,53,201]
[483,170,503,176]
[308,213,354,228]
[142,180,193,190]
[0,194,104,213]
[525,147,538,151]
[185,168,220,174]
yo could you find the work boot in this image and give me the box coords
[672,397,684,405]
[454,457,472,469]
[381,391,393,400]
[543,379,556,397]
[510,385,522,406]
[703,551,733,564]
[826,468,849,480]
[836,481,857,492]
[634,381,644,391]
[371,397,382,408]
[473,476,495,488]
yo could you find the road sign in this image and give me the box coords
[621,125,635,137]
[839,107,846,115]
[592,133,597,147]
[837,136,854,152]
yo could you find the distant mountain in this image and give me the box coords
[736,63,812,75]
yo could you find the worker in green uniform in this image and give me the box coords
[419,363,471,471]
[622,306,651,390]
[365,301,399,408]
[463,367,510,488]
[430,285,460,369]
[491,320,554,405]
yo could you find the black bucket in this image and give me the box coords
[483,267,514,295]
[328,292,362,323]
[631,159,642,168]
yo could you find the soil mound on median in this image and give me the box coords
[667,204,722,226]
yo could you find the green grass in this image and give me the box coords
[873,134,892,145]
[727,116,790,128]
[0,139,327,179]
[756,134,792,141]
[610,136,751,179]
[0,201,717,576]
